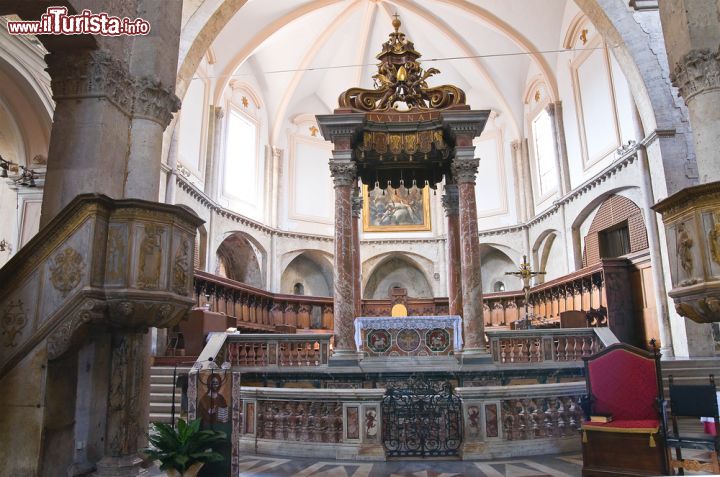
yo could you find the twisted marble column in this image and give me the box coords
[452,148,485,353]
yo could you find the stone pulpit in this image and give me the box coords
[316,16,491,364]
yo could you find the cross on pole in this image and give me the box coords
[505,255,546,329]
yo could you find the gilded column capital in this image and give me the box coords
[671,47,720,103]
[451,157,480,184]
[441,184,459,216]
[329,161,357,187]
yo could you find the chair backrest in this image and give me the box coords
[668,376,718,418]
[584,343,662,420]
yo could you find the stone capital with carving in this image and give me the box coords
[671,47,720,103]
[351,190,363,217]
[46,49,134,113]
[329,161,357,187]
[133,77,181,127]
[441,184,459,216]
[451,157,480,184]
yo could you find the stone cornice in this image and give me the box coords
[671,47,720,103]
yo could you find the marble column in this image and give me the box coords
[351,187,363,317]
[329,157,357,363]
[452,148,486,355]
[442,184,463,316]
[203,107,224,201]
[546,102,572,195]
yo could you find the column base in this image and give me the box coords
[328,350,361,367]
[458,348,493,365]
[93,456,148,477]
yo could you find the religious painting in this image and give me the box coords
[362,184,431,232]
[197,371,231,428]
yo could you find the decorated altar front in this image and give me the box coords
[354,316,463,357]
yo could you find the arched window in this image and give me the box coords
[293,283,305,295]
[223,108,258,204]
[493,281,506,292]
[531,108,558,196]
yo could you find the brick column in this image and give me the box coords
[442,183,462,316]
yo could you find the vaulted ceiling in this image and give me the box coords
[185,0,574,143]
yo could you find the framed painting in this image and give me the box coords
[362,184,431,232]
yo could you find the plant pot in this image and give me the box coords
[165,462,204,477]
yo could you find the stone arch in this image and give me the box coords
[214,231,264,288]
[280,250,334,297]
[479,245,519,293]
[532,229,561,283]
[363,253,434,299]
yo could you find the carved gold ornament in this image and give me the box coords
[1,300,28,347]
[49,247,85,296]
[580,29,588,45]
[338,16,466,112]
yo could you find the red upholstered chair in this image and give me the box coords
[581,342,667,477]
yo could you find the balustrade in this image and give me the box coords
[221,333,332,368]
[256,400,343,443]
[487,329,607,364]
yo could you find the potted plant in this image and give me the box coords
[144,418,226,477]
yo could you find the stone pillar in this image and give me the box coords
[125,79,179,201]
[452,148,486,356]
[520,138,535,219]
[510,140,527,223]
[660,0,720,184]
[442,183,463,316]
[329,157,357,363]
[351,187,363,317]
[41,49,133,226]
[204,107,224,201]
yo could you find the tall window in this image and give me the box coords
[532,109,558,196]
[224,108,257,204]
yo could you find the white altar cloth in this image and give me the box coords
[354,315,463,351]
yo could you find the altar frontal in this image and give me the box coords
[355,316,462,357]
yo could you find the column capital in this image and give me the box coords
[214,106,225,120]
[133,77,181,127]
[671,47,720,103]
[451,156,480,184]
[441,184,459,216]
[46,49,134,114]
[329,160,357,187]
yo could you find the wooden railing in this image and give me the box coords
[194,271,334,332]
[486,328,618,364]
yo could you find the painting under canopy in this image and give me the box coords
[362,184,431,232]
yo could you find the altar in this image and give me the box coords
[354,316,463,357]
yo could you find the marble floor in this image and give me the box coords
[148,453,584,476]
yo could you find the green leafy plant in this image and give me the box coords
[144,419,226,473]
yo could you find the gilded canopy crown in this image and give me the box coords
[338,16,466,112]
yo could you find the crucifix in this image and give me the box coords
[505,255,546,329]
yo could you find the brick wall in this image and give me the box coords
[583,195,648,266]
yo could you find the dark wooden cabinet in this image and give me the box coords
[582,430,668,477]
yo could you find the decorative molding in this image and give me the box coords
[1,300,28,348]
[671,47,720,103]
[49,247,85,297]
[442,184,459,217]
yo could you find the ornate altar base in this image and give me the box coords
[355,316,462,358]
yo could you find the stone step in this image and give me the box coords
[149,412,173,424]
[149,366,192,376]
[150,374,176,385]
[150,383,175,393]
[150,392,177,403]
